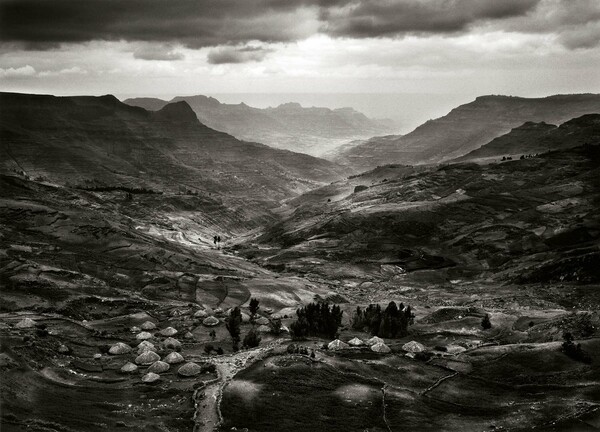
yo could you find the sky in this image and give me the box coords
[1,0,599,129]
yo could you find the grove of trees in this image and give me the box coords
[290,302,343,339]
[351,302,413,338]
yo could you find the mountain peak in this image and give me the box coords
[155,101,198,123]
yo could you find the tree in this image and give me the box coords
[226,307,242,351]
[249,298,260,317]
[269,318,283,335]
[481,314,492,330]
[290,302,343,339]
[243,328,261,348]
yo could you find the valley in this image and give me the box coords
[1,92,599,432]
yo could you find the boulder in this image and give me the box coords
[93,353,102,359]
[202,316,220,327]
[15,318,36,329]
[164,352,185,364]
[178,362,203,377]
[159,327,178,337]
[328,339,349,351]
[135,351,160,365]
[120,362,138,373]
[141,372,160,383]
[140,321,157,331]
[402,341,426,353]
[147,360,170,374]
[136,331,153,340]
[366,336,384,346]
[163,337,181,350]
[371,342,391,353]
[348,337,364,346]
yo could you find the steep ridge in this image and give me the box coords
[0,92,343,205]
[240,142,600,286]
[124,95,395,156]
[333,94,600,172]
[455,114,600,162]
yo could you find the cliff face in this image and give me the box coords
[332,94,600,172]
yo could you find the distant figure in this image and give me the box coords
[213,235,218,246]
[217,235,221,244]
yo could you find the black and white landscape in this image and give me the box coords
[1,1,600,431]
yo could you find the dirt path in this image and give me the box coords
[192,339,285,432]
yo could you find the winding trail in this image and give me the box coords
[191,339,285,432]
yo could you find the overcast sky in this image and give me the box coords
[1,0,599,105]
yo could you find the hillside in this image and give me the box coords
[241,143,600,288]
[455,114,600,162]
[332,94,600,172]
[0,92,343,206]
[124,95,394,156]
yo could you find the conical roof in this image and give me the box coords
[164,352,185,364]
[137,341,156,354]
[136,331,153,340]
[140,321,157,330]
[402,341,426,353]
[147,360,170,374]
[120,362,138,373]
[141,372,161,383]
[348,337,364,346]
[135,350,160,365]
[178,362,203,377]
[184,331,194,339]
[159,327,178,337]
[371,342,391,353]
[241,312,251,323]
[366,336,384,346]
[15,318,36,329]
[202,316,220,326]
[194,309,208,318]
[163,337,181,349]
[328,339,349,350]
[255,316,269,326]
[109,342,132,355]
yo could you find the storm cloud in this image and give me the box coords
[1,0,598,51]
[207,46,272,64]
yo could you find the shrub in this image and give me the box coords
[269,318,283,335]
[481,314,492,330]
[249,298,260,317]
[204,344,214,354]
[243,328,261,348]
[216,347,224,355]
[562,332,592,364]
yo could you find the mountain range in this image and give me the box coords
[124,95,395,157]
[332,94,600,172]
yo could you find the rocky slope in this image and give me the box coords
[454,113,600,162]
[332,94,600,172]
[124,95,395,157]
[0,92,343,207]
[241,143,600,287]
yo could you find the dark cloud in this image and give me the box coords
[320,0,542,38]
[207,46,272,64]
[1,0,597,53]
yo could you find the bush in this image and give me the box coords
[481,314,492,330]
[562,332,592,364]
[204,344,214,354]
[243,328,261,348]
[269,318,283,335]
[249,298,260,317]
[216,347,224,355]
